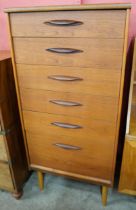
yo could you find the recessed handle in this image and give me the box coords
[46,48,83,54]
[44,20,83,26]
[49,100,82,107]
[54,143,81,150]
[51,122,82,129]
[48,75,83,82]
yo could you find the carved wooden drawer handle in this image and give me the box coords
[54,143,81,150]
[46,48,83,54]
[49,100,82,107]
[51,122,82,129]
[44,20,83,26]
[48,75,83,81]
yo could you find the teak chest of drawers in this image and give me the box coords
[0,51,28,198]
[5,3,131,205]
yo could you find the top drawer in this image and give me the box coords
[10,10,126,38]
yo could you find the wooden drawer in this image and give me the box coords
[23,111,116,142]
[10,10,126,38]
[17,64,121,97]
[0,162,14,190]
[0,135,8,161]
[14,38,124,69]
[20,89,118,122]
[26,131,112,181]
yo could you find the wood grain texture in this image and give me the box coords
[23,111,116,142]
[0,162,14,191]
[119,138,136,195]
[7,5,130,192]
[26,130,114,162]
[7,14,26,142]
[20,88,118,122]
[17,64,121,97]
[0,135,8,161]
[0,49,29,194]
[7,13,30,171]
[4,3,131,13]
[14,38,124,69]
[26,131,113,181]
[10,10,126,38]
[32,164,111,186]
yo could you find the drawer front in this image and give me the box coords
[0,162,14,190]
[20,89,118,122]
[23,111,116,142]
[17,64,121,97]
[14,38,124,69]
[0,135,8,161]
[10,10,126,38]
[26,131,113,180]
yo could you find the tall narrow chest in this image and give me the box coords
[5,3,131,205]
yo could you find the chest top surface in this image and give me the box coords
[4,3,131,13]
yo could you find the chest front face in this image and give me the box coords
[8,6,128,186]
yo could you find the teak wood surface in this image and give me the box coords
[17,64,121,97]
[4,3,131,13]
[20,88,118,122]
[5,4,131,205]
[14,38,124,69]
[10,10,126,38]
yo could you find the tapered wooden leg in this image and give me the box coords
[101,186,108,206]
[37,171,44,191]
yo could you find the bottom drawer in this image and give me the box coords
[0,162,14,190]
[26,131,113,182]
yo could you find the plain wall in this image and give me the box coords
[0,0,80,50]
[0,0,136,50]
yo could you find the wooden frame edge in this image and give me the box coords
[31,164,112,186]
[7,14,30,166]
[111,9,130,186]
[4,3,131,13]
